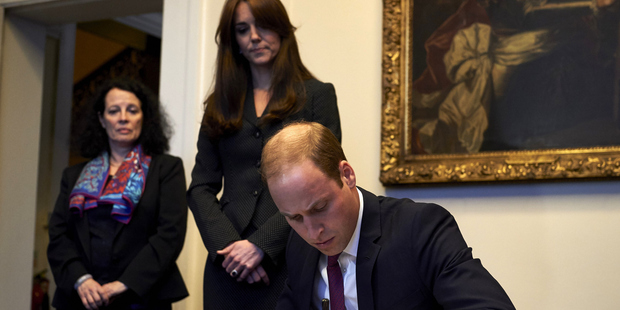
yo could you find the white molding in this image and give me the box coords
[159,0,209,308]
[0,14,46,309]
[0,0,54,8]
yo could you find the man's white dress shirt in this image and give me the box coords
[313,188,364,310]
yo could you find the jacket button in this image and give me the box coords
[254,131,261,138]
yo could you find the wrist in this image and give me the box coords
[74,274,92,290]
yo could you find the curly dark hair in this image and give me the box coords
[77,77,171,158]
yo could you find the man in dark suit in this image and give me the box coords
[261,121,515,310]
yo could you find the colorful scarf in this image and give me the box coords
[69,145,151,224]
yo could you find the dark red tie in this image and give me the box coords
[327,254,346,310]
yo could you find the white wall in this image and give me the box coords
[0,13,46,309]
[1,0,617,309]
[285,0,384,193]
[285,2,620,309]
[159,1,210,309]
[389,181,620,309]
[180,1,620,310]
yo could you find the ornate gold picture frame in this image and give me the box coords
[380,0,620,184]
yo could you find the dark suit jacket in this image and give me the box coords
[187,78,341,308]
[48,154,189,309]
[277,188,515,310]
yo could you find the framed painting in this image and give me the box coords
[380,0,620,184]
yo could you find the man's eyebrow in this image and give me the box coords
[308,198,326,210]
[279,198,326,218]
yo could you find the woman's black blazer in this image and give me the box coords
[47,154,189,309]
[187,78,341,308]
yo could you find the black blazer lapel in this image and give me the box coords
[74,213,92,263]
[356,188,382,310]
[243,83,258,124]
[298,245,321,308]
[65,165,93,263]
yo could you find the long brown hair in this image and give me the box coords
[203,0,314,138]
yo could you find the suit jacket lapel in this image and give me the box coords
[243,82,258,124]
[112,215,124,240]
[75,204,92,263]
[298,244,321,309]
[66,166,92,263]
[356,187,381,310]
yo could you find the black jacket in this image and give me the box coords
[48,154,189,309]
[277,188,515,310]
[187,78,341,309]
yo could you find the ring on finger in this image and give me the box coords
[230,269,238,277]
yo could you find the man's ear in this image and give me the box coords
[339,160,356,189]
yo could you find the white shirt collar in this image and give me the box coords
[342,187,364,258]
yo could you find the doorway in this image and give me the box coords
[0,0,206,309]
[39,17,163,310]
[0,1,172,309]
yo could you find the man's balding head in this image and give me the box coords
[262,122,359,256]
[261,121,346,187]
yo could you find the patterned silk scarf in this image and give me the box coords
[69,145,151,224]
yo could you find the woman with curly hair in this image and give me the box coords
[187,0,341,308]
[48,77,188,310]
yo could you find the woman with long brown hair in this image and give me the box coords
[187,0,341,308]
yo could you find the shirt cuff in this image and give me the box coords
[74,274,93,290]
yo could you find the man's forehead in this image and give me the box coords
[270,161,335,213]
[269,159,317,184]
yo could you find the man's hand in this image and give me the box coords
[217,240,270,284]
[77,278,109,310]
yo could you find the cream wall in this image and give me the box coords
[176,1,620,310]
[285,1,620,309]
[0,13,46,309]
[160,1,209,309]
[1,0,612,308]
